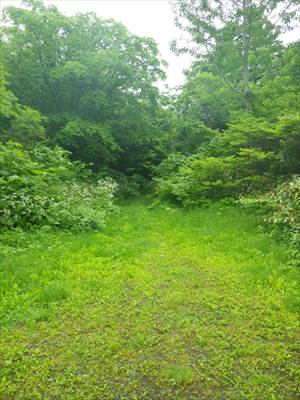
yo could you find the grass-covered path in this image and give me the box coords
[1,200,299,399]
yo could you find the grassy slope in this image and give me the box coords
[0,200,299,399]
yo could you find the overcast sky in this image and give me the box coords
[1,0,299,90]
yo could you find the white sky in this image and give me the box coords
[1,0,299,90]
[1,0,192,89]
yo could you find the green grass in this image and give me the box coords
[1,199,299,399]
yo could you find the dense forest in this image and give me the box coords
[1,1,300,399]
[1,0,299,240]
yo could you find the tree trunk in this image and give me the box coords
[242,0,250,112]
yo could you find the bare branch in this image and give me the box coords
[273,0,295,26]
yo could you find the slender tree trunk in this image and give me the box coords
[242,0,250,111]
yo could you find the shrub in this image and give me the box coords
[155,150,277,205]
[57,119,119,170]
[240,176,300,266]
[155,173,188,205]
[154,154,189,204]
[155,114,299,205]
[155,153,187,178]
[0,141,118,230]
[0,66,47,147]
[48,179,119,231]
[277,113,300,174]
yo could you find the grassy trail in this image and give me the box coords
[1,200,299,399]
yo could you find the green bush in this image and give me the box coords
[48,179,119,231]
[154,154,189,204]
[57,119,119,170]
[154,153,187,178]
[278,113,300,174]
[0,65,47,148]
[240,176,300,266]
[155,114,300,206]
[155,150,277,205]
[0,141,118,230]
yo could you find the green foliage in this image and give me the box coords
[172,0,299,111]
[154,154,189,203]
[171,118,218,154]
[0,66,18,120]
[156,108,300,206]
[155,113,288,204]
[240,176,300,266]
[215,115,280,154]
[106,170,149,199]
[277,113,300,174]
[155,153,188,178]
[177,72,236,130]
[251,43,300,119]
[0,0,299,396]
[0,141,118,230]
[58,119,119,170]
[266,176,300,246]
[47,179,119,232]
[8,106,46,147]
[0,65,46,147]
[2,0,166,177]
[1,0,299,277]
